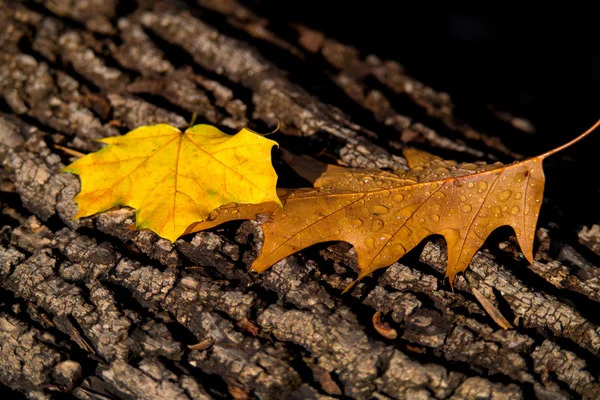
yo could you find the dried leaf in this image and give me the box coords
[191,120,599,289]
[372,311,398,339]
[62,124,280,242]
[188,338,214,351]
[470,287,513,330]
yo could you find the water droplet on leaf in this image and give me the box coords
[461,163,478,171]
[497,190,512,202]
[352,219,364,228]
[371,219,384,231]
[391,243,406,254]
[435,167,450,176]
[393,193,404,202]
[371,205,389,215]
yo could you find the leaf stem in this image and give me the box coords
[540,119,600,159]
[54,144,86,158]
[188,112,198,128]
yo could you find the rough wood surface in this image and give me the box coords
[1,1,599,399]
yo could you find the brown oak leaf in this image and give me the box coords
[187,120,599,291]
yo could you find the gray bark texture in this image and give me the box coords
[1,1,600,399]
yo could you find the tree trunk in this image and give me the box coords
[1,1,599,399]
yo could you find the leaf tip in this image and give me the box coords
[249,262,268,274]
[341,281,355,294]
[444,273,456,293]
[520,249,535,265]
[71,209,87,220]
[341,271,369,294]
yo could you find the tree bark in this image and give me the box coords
[1,1,599,399]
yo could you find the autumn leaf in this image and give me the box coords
[62,124,281,242]
[189,120,599,290]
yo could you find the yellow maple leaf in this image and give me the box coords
[62,124,281,242]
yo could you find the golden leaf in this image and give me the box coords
[190,120,599,291]
[62,124,280,242]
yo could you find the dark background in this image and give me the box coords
[243,3,599,232]
[247,3,598,155]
